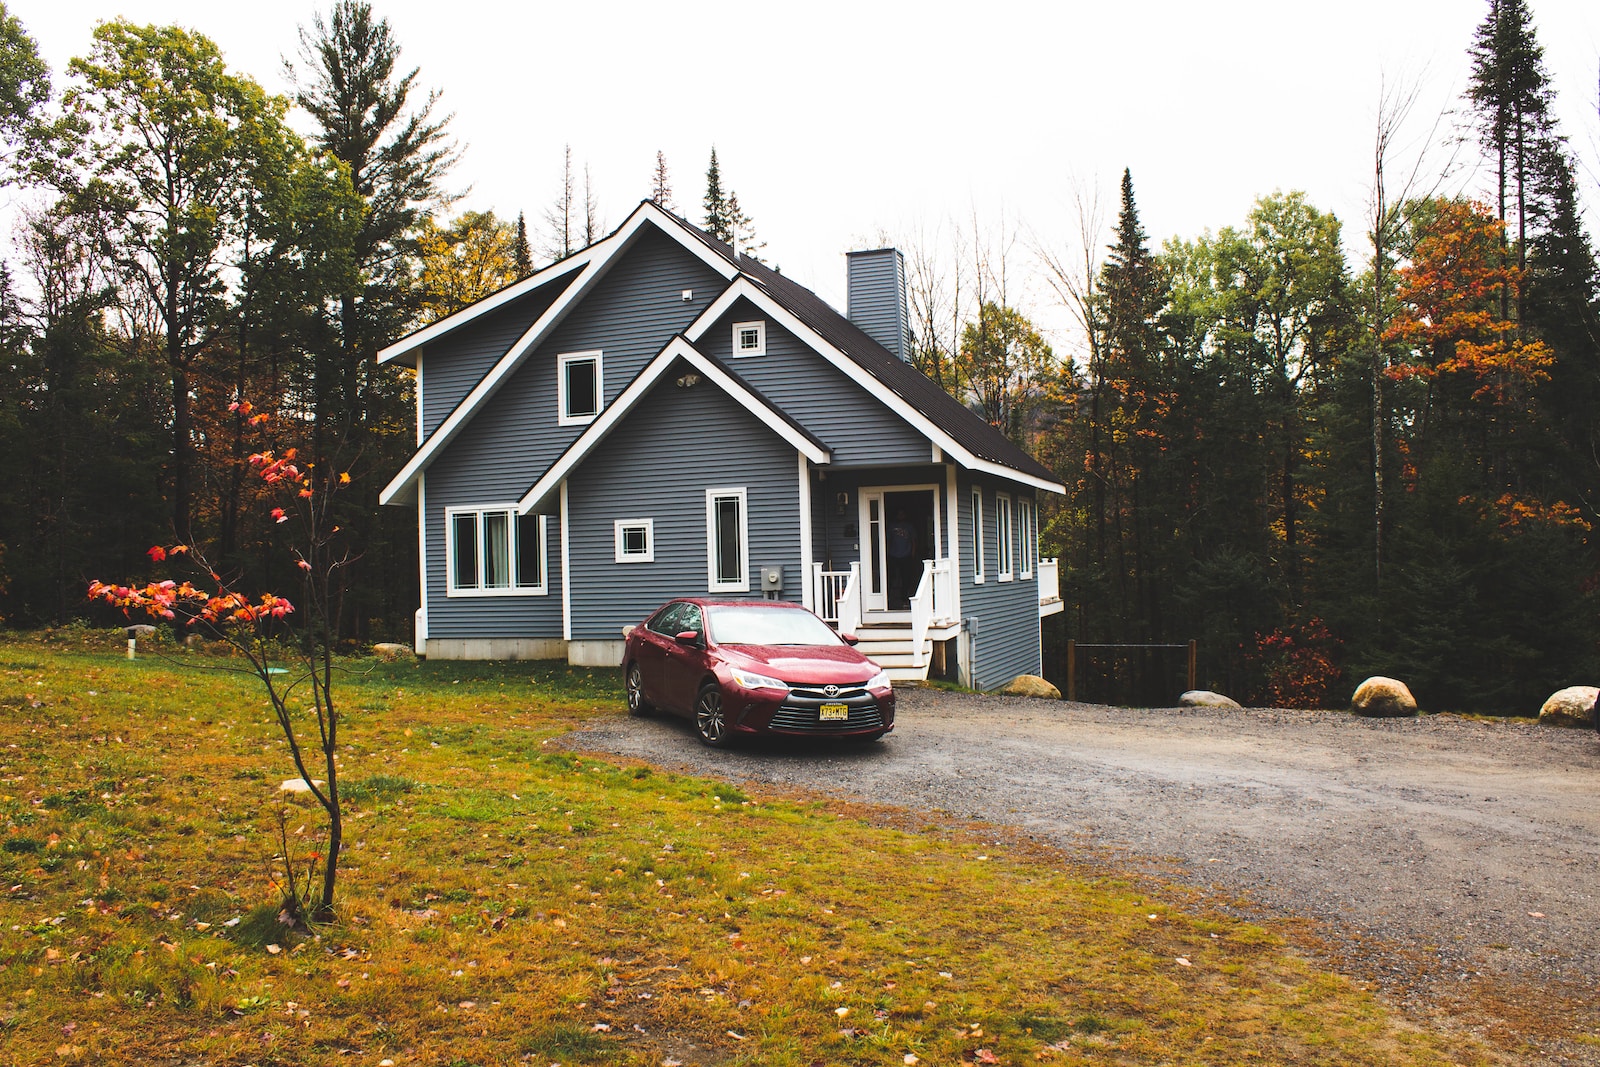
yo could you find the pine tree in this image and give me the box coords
[703,147,731,241]
[543,144,575,260]
[1467,0,1556,317]
[650,149,672,211]
[583,163,600,246]
[513,211,532,277]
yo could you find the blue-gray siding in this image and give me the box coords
[706,300,929,467]
[421,227,728,637]
[959,472,1041,690]
[419,274,578,438]
[806,465,950,572]
[845,248,910,362]
[568,370,802,640]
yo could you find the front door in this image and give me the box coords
[859,487,939,613]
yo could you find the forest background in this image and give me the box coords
[0,0,1596,712]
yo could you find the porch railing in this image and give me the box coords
[836,564,862,638]
[811,562,856,626]
[907,558,954,669]
[1039,558,1061,605]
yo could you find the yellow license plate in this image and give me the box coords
[819,703,849,721]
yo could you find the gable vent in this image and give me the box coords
[845,248,910,362]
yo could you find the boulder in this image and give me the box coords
[1001,674,1061,700]
[372,642,413,661]
[1181,690,1241,709]
[1351,676,1417,717]
[1537,685,1598,727]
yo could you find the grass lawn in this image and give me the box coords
[0,629,1495,1066]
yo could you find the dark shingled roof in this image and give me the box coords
[667,214,1061,487]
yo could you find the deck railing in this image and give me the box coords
[1039,558,1061,606]
[811,563,856,625]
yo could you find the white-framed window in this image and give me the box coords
[996,493,1014,581]
[1019,498,1036,578]
[614,518,654,563]
[558,350,603,425]
[732,320,766,357]
[446,506,547,596]
[970,487,985,584]
[706,487,749,592]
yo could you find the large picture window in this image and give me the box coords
[447,507,547,596]
[558,350,603,425]
[996,493,1014,581]
[706,487,749,592]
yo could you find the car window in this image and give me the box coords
[646,602,685,636]
[678,604,703,635]
[704,605,842,646]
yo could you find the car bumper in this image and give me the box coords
[724,685,896,738]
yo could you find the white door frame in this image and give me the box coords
[857,483,942,618]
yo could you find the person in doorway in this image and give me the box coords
[887,508,918,609]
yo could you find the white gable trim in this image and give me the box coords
[516,337,831,514]
[685,279,1066,495]
[379,258,589,366]
[379,202,741,507]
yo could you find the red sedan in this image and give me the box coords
[622,599,895,747]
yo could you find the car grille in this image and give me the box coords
[769,685,883,732]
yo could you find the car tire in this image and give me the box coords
[625,662,654,717]
[695,683,730,747]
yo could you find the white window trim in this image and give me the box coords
[444,505,548,597]
[614,518,655,563]
[1019,499,1035,579]
[732,319,766,358]
[557,350,603,426]
[971,487,985,584]
[706,486,750,592]
[996,493,1014,582]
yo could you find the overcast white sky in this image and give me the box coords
[8,0,1600,348]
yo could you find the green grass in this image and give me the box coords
[0,628,1506,1066]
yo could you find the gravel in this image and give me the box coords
[571,688,1600,1056]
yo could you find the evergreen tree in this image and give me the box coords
[1467,0,1556,316]
[543,143,574,260]
[513,211,532,277]
[650,149,672,210]
[703,147,731,241]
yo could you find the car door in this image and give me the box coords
[633,602,685,709]
[659,602,708,713]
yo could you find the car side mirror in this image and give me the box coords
[674,630,702,646]
[839,633,860,646]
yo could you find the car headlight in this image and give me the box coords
[865,669,892,691]
[729,667,788,692]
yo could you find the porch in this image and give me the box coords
[810,557,1060,681]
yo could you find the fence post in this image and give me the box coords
[1066,639,1076,702]
[1187,639,1197,693]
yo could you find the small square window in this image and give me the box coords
[615,519,654,563]
[559,351,603,425]
[732,320,766,357]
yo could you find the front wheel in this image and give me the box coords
[625,662,653,717]
[695,684,731,747]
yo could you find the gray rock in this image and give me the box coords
[1181,689,1241,709]
[999,674,1061,700]
[1351,676,1417,717]
[372,642,413,661]
[1537,685,1598,727]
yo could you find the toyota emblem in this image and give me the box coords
[824,685,839,698]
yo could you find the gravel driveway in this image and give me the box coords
[572,689,1600,1054]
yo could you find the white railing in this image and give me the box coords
[908,562,934,668]
[930,557,955,625]
[836,563,862,638]
[811,563,855,625]
[1039,558,1061,604]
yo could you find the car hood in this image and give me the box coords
[720,643,879,685]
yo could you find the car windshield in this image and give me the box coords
[705,605,842,647]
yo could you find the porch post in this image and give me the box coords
[798,454,813,609]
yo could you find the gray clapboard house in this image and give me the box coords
[379,202,1065,688]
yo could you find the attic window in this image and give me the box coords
[732,320,766,358]
[558,350,603,425]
